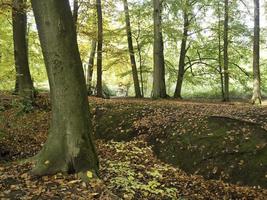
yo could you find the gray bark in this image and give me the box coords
[73,0,79,32]
[218,2,225,100]
[251,0,261,104]
[135,12,144,97]
[174,10,189,99]
[223,0,229,101]
[12,0,34,99]
[152,0,166,98]
[31,0,99,177]
[87,39,97,95]
[123,0,142,98]
[96,0,103,97]
[137,42,144,97]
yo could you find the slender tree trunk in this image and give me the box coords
[87,39,97,95]
[31,0,99,178]
[96,0,103,97]
[152,0,166,98]
[137,43,144,97]
[123,0,142,98]
[251,0,261,104]
[72,0,79,32]
[136,13,144,97]
[223,0,229,101]
[174,11,189,99]
[218,3,225,100]
[12,0,34,99]
[87,10,97,95]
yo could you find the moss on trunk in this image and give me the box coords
[31,0,99,177]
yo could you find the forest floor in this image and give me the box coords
[1,93,267,199]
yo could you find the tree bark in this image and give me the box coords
[223,0,229,101]
[173,10,189,99]
[14,79,19,94]
[137,42,144,97]
[31,0,99,177]
[123,0,142,98]
[12,0,34,99]
[218,2,225,100]
[135,12,144,97]
[96,0,103,97]
[87,39,97,95]
[72,0,79,32]
[251,0,261,104]
[152,0,166,98]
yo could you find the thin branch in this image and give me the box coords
[229,62,250,77]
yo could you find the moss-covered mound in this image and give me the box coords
[93,99,267,188]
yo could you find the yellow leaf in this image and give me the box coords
[87,171,93,178]
[238,160,244,165]
[69,180,81,184]
[44,160,50,165]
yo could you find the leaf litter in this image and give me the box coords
[0,93,267,199]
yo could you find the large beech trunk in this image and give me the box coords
[12,0,34,99]
[152,0,166,98]
[123,0,142,98]
[31,0,99,177]
[251,0,261,104]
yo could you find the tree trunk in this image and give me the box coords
[87,39,97,95]
[31,0,99,178]
[12,0,34,100]
[136,12,144,97]
[251,0,261,104]
[96,0,103,97]
[137,43,144,97]
[223,0,229,101]
[218,2,225,100]
[14,78,19,94]
[72,0,79,32]
[174,10,189,99]
[123,0,142,98]
[152,0,166,98]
